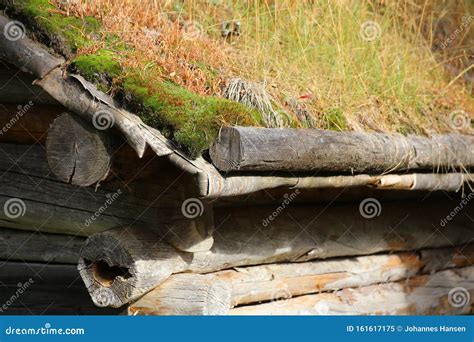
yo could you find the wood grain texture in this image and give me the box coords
[0,227,84,264]
[210,126,474,172]
[213,245,474,306]
[79,197,474,307]
[78,227,189,308]
[46,112,111,186]
[127,273,231,315]
[230,266,474,315]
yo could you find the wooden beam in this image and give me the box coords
[79,197,474,307]
[213,245,474,306]
[0,227,84,264]
[0,66,59,105]
[0,261,119,315]
[78,228,188,308]
[46,112,112,186]
[230,266,474,315]
[0,104,63,144]
[210,126,474,172]
[127,274,231,315]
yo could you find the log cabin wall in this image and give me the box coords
[0,61,473,315]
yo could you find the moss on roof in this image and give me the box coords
[3,0,473,158]
[4,0,262,157]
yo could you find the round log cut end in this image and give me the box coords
[78,227,186,308]
[128,274,232,315]
[46,112,111,187]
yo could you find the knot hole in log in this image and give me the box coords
[84,259,132,288]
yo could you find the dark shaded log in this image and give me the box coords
[213,245,474,306]
[0,104,63,144]
[0,65,59,105]
[46,112,111,186]
[78,228,188,308]
[0,261,119,315]
[0,227,83,264]
[210,126,474,172]
[230,266,474,315]
[79,197,474,307]
[127,274,231,315]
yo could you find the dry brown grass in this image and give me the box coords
[56,0,473,134]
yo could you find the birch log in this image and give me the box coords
[0,228,84,264]
[127,274,231,315]
[79,197,474,307]
[210,126,474,172]
[230,266,474,315]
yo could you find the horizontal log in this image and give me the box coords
[79,197,474,307]
[0,261,119,315]
[127,274,231,315]
[0,143,203,241]
[214,244,474,306]
[0,227,84,264]
[230,266,474,315]
[0,104,63,144]
[210,126,474,172]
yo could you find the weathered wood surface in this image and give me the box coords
[0,104,63,144]
[214,245,474,306]
[0,261,119,315]
[46,112,112,186]
[78,228,188,308]
[0,16,64,78]
[0,227,84,264]
[0,143,210,243]
[79,197,474,307]
[210,126,474,172]
[230,266,474,315]
[127,274,231,315]
[0,143,146,235]
[0,65,59,105]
